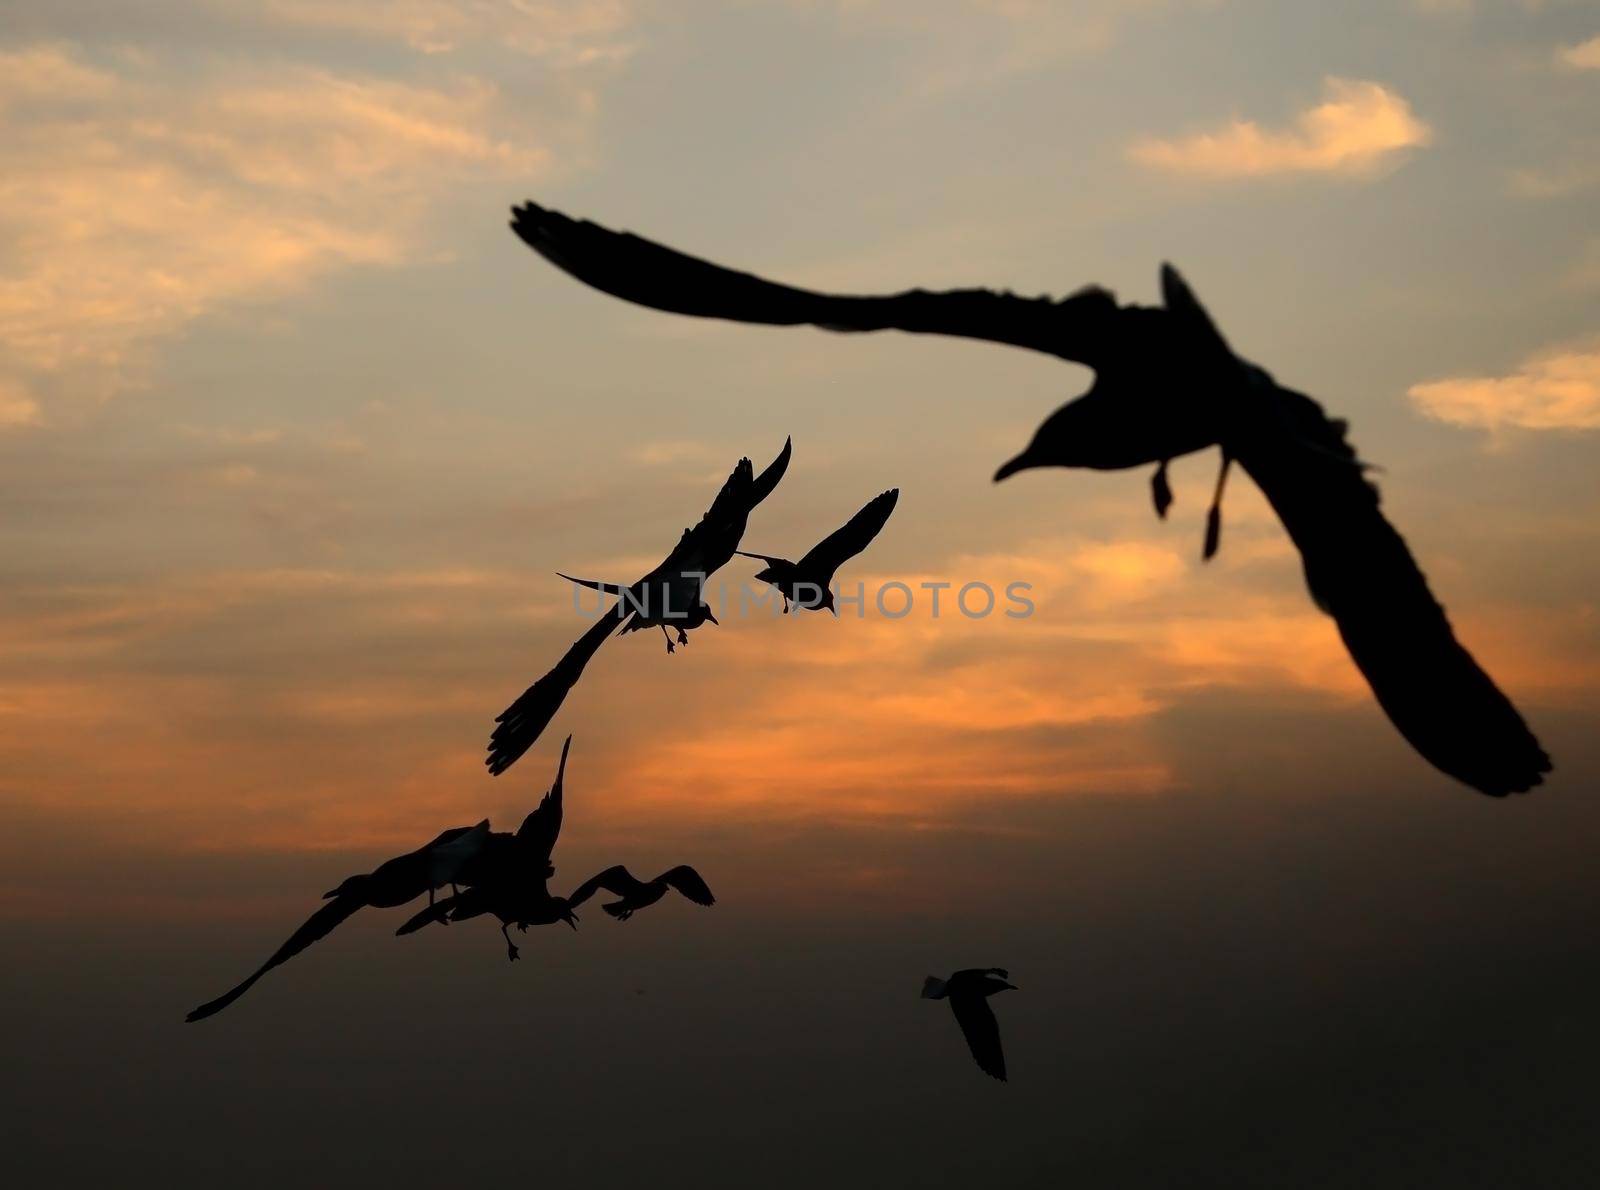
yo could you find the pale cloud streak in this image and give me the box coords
[256,0,634,62]
[1408,342,1600,432]
[1130,77,1432,178]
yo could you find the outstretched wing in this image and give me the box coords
[487,609,623,776]
[517,734,572,864]
[949,993,1007,1081]
[186,896,365,1022]
[798,488,900,578]
[565,864,643,909]
[557,574,630,596]
[1237,379,1551,797]
[660,865,716,907]
[511,202,1120,365]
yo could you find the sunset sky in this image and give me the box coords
[3,2,1598,1185]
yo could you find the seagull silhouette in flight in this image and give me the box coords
[185,819,492,1022]
[485,439,790,777]
[399,737,579,961]
[922,968,1016,1082]
[738,488,899,613]
[507,200,1551,798]
[564,864,716,921]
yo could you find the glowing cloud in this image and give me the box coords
[1558,35,1600,71]
[1408,343,1600,432]
[1130,78,1432,178]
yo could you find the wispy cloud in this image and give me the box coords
[1557,34,1600,71]
[0,378,41,429]
[1130,78,1431,178]
[0,42,589,420]
[1409,342,1600,432]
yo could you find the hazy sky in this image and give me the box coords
[2,2,1598,1186]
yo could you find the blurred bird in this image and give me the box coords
[399,737,578,961]
[185,820,491,1022]
[486,438,790,776]
[922,967,1017,1082]
[565,864,716,921]
[738,488,899,613]
[507,200,1550,798]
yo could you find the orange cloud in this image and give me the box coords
[1558,35,1600,71]
[1130,78,1431,178]
[0,44,577,419]
[1408,342,1600,432]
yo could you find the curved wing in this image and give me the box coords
[511,202,1120,365]
[565,864,643,909]
[186,896,365,1022]
[1237,382,1551,797]
[747,435,792,510]
[660,865,716,907]
[517,734,572,864]
[487,608,623,776]
[798,489,900,578]
[949,993,1007,1081]
[653,438,791,584]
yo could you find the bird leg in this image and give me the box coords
[1151,459,1174,520]
[501,922,520,962]
[1203,451,1232,562]
[675,627,689,646]
[659,624,675,654]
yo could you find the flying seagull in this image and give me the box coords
[400,737,579,961]
[738,488,899,613]
[485,439,791,776]
[185,819,491,1022]
[564,864,716,921]
[506,201,1550,798]
[922,968,1017,1082]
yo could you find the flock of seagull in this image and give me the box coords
[187,200,1554,1081]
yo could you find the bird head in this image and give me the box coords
[697,603,719,627]
[554,898,580,930]
[322,874,368,900]
[994,265,1238,482]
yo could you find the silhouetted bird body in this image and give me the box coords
[738,488,899,613]
[400,738,578,960]
[508,200,1550,797]
[185,819,491,1022]
[922,967,1016,1081]
[565,864,716,921]
[486,439,790,776]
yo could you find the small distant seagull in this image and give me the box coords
[185,820,491,1022]
[507,200,1551,798]
[738,488,899,613]
[565,864,716,921]
[400,737,578,961]
[922,968,1017,1082]
[485,438,790,777]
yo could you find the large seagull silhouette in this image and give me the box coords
[506,201,1549,797]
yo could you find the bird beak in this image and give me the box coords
[704,610,719,626]
[565,913,579,931]
[993,449,1036,483]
